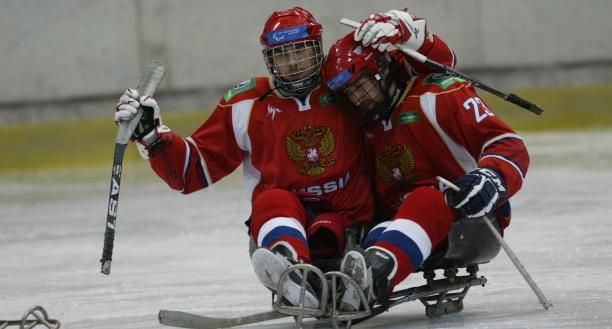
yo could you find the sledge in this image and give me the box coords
[159,215,503,328]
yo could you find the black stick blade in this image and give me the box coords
[101,260,112,275]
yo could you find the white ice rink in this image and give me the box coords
[2,131,612,328]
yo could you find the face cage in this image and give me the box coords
[340,69,389,123]
[263,39,323,97]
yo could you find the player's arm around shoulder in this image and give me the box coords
[355,8,456,73]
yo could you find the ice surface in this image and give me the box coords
[1,131,612,328]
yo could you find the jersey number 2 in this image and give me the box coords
[463,97,494,123]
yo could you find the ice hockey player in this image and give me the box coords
[322,10,530,310]
[113,7,455,311]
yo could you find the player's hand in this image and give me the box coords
[354,9,427,52]
[114,88,141,124]
[445,168,508,218]
[115,88,168,146]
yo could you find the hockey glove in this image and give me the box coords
[354,9,428,52]
[445,168,509,219]
[115,88,171,154]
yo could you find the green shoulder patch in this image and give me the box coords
[397,111,420,125]
[319,92,336,106]
[423,74,466,90]
[224,78,257,102]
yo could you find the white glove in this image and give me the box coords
[114,88,171,158]
[114,88,141,123]
[355,9,428,52]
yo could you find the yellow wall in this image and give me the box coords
[1,84,610,172]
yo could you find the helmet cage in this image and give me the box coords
[337,58,394,122]
[340,69,386,122]
[263,39,323,97]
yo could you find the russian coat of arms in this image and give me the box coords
[285,124,336,177]
[376,144,419,183]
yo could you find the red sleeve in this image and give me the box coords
[435,84,530,197]
[402,33,457,74]
[189,102,244,183]
[148,101,244,194]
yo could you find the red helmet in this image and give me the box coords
[323,33,402,122]
[322,33,379,92]
[260,7,324,97]
[260,7,322,47]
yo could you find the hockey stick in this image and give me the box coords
[100,60,166,275]
[436,176,553,309]
[340,18,544,115]
[158,309,288,329]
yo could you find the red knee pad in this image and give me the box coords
[250,189,307,240]
[395,187,455,249]
[307,213,350,259]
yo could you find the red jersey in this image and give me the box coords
[147,78,373,222]
[144,31,456,224]
[365,74,529,214]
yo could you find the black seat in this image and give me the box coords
[420,215,502,271]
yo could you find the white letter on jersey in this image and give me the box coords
[293,172,352,196]
[463,97,494,123]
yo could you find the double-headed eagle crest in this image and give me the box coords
[285,124,336,176]
[376,144,419,183]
